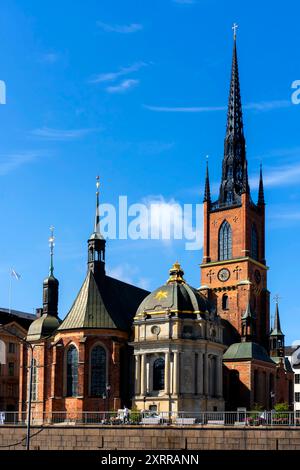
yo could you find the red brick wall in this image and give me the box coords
[201,195,269,347]
[19,328,129,416]
[223,360,292,410]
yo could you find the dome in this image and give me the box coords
[27,314,60,342]
[136,262,214,317]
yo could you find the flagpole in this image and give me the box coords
[9,268,12,314]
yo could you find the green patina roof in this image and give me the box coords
[223,342,274,363]
[136,262,214,317]
[58,270,117,330]
[58,270,149,332]
[27,314,60,341]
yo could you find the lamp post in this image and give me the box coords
[102,384,111,423]
[0,324,34,451]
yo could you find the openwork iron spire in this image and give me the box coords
[203,158,211,204]
[258,164,265,205]
[218,25,248,206]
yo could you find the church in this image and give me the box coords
[19,33,293,418]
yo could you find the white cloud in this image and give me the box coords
[89,62,147,84]
[40,53,59,64]
[97,21,143,33]
[106,79,139,94]
[144,99,291,113]
[0,151,46,175]
[244,100,291,111]
[260,162,300,188]
[140,196,203,250]
[107,263,150,289]
[31,127,100,141]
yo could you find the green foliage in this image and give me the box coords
[252,403,264,412]
[129,405,141,424]
[274,402,289,412]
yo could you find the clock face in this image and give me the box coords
[254,269,261,284]
[218,268,230,282]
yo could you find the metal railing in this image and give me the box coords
[1,410,300,427]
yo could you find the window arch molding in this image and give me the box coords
[88,342,109,397]
[64,343,79,397]
[218,220,232,261]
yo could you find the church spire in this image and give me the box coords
[218,24,248,206]
[203,158,211,204]
[258,164,265,205]
[94,176,101,234]
[49,225,55,276]
[241,298,256,342]
[88,176,106,277]
[42,226,59,317]
[270,297,285,357]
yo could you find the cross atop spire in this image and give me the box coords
[232,22,238,40]
[94,175,101,234]
[49,225,55,276]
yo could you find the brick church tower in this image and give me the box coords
[200,32,269,350]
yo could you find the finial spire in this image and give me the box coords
[218,24,247,206]
[258,163,265,205]
[203,156,211,204]
[232,22,238,40]
[241,158,249,194]
[94,176,100,233]
[271,295,283,335]
[49,225,55,276]
[167,261,185,284]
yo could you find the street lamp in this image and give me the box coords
[270,391,275,410]
[102,384,111,423]
[0,323,34,451]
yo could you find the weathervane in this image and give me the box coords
[49,225,55,276]
[232,22,238,39]
[94,176,101,233]
[273,294,282,304]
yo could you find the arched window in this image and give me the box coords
[219,220,232,260]
[153,357,165,391]
[31,359,38,401]
[90,345,106,396]
[222,294,229,310]
[66,346,78,397]
[251,225,259,260]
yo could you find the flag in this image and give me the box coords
[11,269,21,280]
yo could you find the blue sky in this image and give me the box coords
[0,0,300,343]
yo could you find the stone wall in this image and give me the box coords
[1,425,300,450]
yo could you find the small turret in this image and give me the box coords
[270,298,285,357]
[87,176,106,279]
